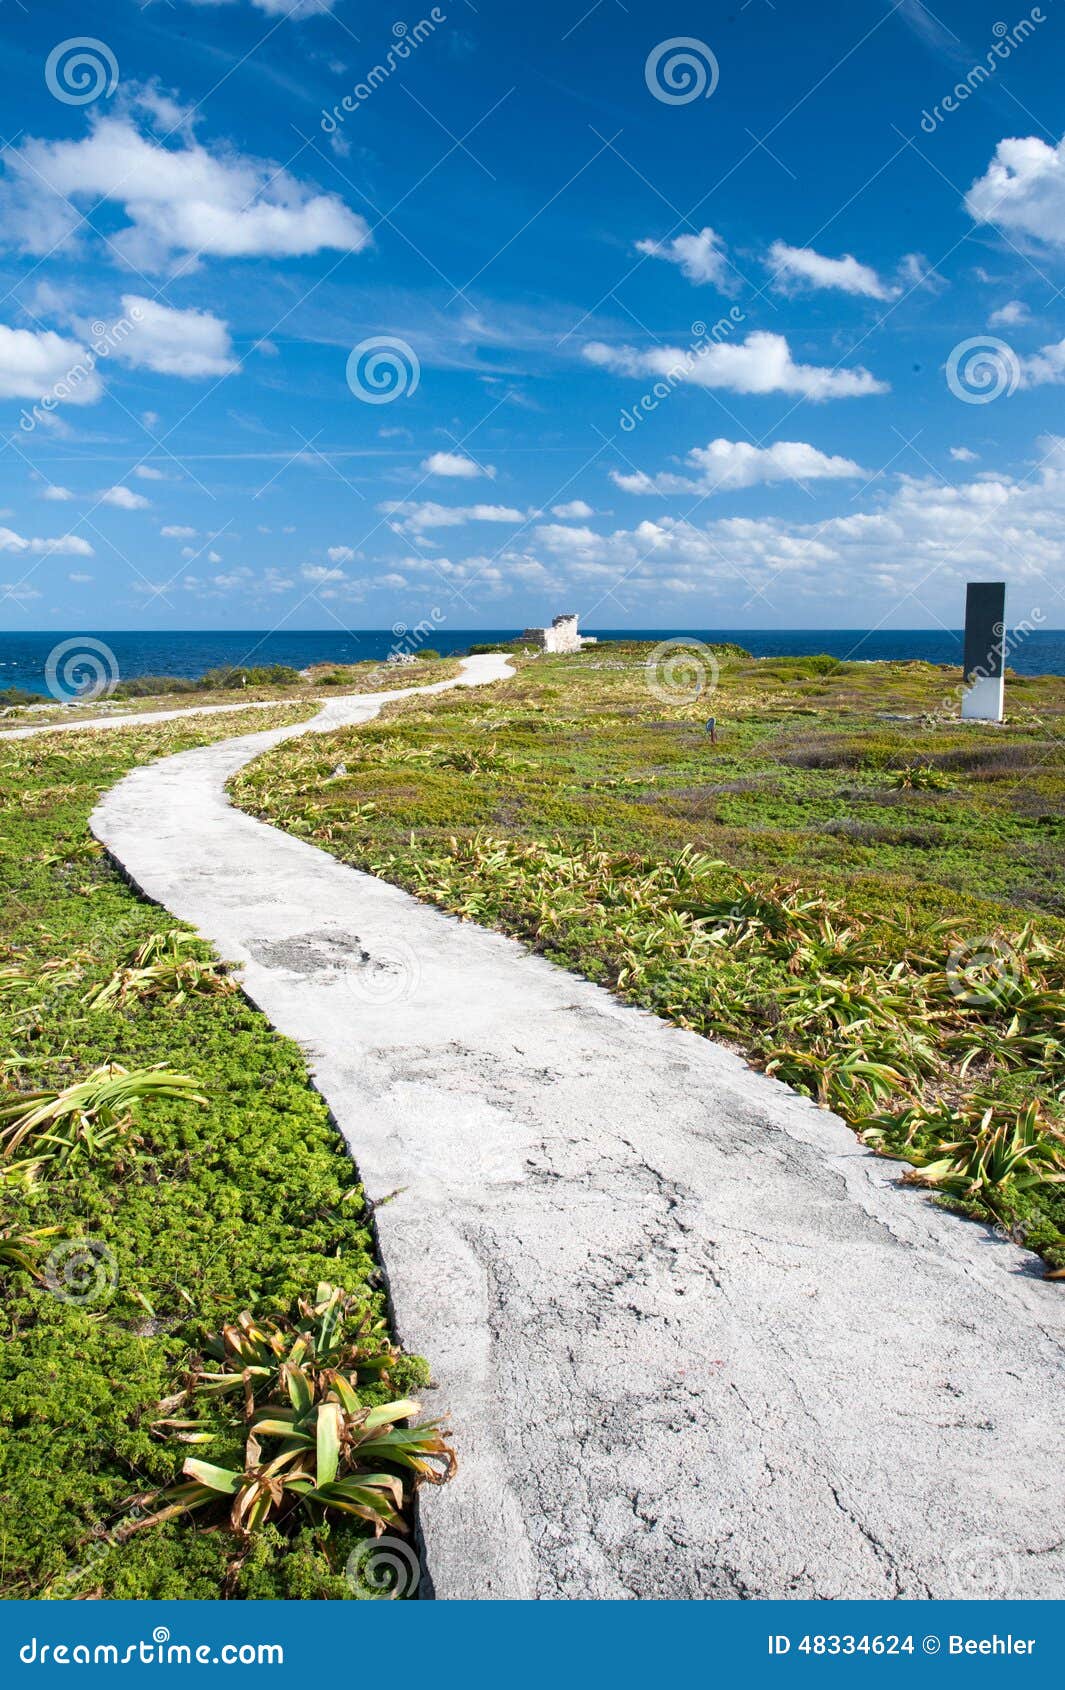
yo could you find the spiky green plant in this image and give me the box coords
[82,931,235,1011]
[134,1284,454,1540]
[0,1063,206,1170]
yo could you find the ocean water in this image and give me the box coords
[1,627,1064,696]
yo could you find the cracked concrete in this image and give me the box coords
[88,654,1065,1602]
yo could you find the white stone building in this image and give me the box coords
[520,613,595,653]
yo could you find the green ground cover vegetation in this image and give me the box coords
[0,703,446,1599]
[233,644,1065,1275]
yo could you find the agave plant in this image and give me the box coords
[82,930,235,1011]
[183,1281,399,1411]
[135,1284,454,1540]
[0,1063,205,1171]
[764,1039,908,1112]
[900,1101,1065,1201]
[864,1099,1065,1216]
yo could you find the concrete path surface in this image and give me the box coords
[90,655,1065,1601]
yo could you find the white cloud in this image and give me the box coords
[68,571,93,583]
[966,134,1065,248]
[114,295,237,378]
[989,299,1031,327]
[897,252,947,294]
[552,500,594,519]
[766,241,898,300]
[0,324,102,404]
[950,446,979,462]
[208,550,222,563]
[162,524,197,537]
[134,465,167,480]
[1019,336,1065,387]
[212,566,253,591]
[421,450,496,479]
[326,545,357,563]
[302,563,347,583]
[583,331,888,400]
[520,441,1065,614]
[0,526,93,555]
[380,500,525,536]
[610,438,867,496]
[102,485,150,510]
[211,0,338,13]
[0,115,370,270]
[635,227,734,290]
[42,485,74,501]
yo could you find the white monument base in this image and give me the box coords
[961,673,1004,722]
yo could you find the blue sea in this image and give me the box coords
[1,627,1064,695]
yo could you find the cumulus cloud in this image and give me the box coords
[766,241,899,300]
[161,524,196,537]
[989,299,1031,327]
[380,501,525,536]
[552,500,594,519]
[1019,336,1065,387]
[950,446,979,462]
[68,571,93,583]
[0,115,370,270]
[966,134,1065,248]
[0,323,102,404]
[583,330,888,400]
[421,450,496,479]
[42,485,74,501]
[0,526,93,555]
[102,485,150,510]
[610,438,867,496]
[523,442,1065,613]
[113,295,237,377]
[326,545,357,564]
[635,226,734,290]
[302,564,346,583]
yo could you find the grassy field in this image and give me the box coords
[233,643,1065,1275]
[0,702,448,1600]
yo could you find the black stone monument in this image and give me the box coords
[961,581,1006,721]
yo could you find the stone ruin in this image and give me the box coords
[520,613,595,654]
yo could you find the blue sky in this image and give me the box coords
[0,0,1064,635]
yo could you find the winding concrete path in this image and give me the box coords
[90,655,1064,1601]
